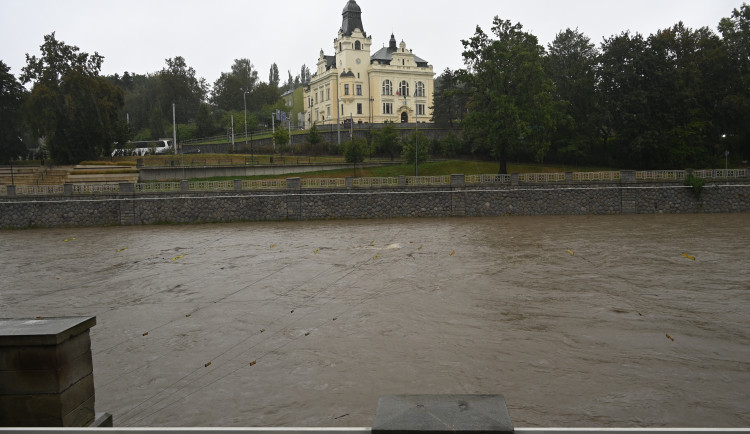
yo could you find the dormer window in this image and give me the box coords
[355,41,361,50]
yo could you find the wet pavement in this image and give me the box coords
[2,214,749,427]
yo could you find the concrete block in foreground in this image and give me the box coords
[372,394,514,434]
[0,317,98,427]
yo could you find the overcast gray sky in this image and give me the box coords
[1,0,743,87]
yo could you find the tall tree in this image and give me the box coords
[158,56,207,124]
[0,61,28,161]
[545,28,600,164]
[21,33,127,163]
[460,18,558,173]
[718,4,750,162]
[268,63,280,88]
[211,58,259,111]
[431,68,469,128]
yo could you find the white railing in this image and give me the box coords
[521,172,566,183]
[73,184,120,194]
[13,185,65,195]
[242,179,287,190]
[573,171,621,182]
[636,170,685,181]
[407,176,450,186]
[694,168,747,179]
[136,182,181,193]
[466,174,511,184]
[190,180,234,191]
[353,177,399,187]
[4,169,748,196]
[302,178,347,188]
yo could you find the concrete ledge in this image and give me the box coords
[372,395,514,434]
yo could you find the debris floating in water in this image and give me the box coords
[334,414,349,420]
[142,332,148,336]
[290,309,295,313]
[373,254,380,260]
[666,334,675,341]
[567,249,574,256]
[418,245,423,250]
[682,253,696,261]
[332,317,337,321]
[249,360,257,366]
[260,328,265,333]
[185,314,191,317]
[204,361,212,367]
[116,247,128,253]
[449,250,455,256]
[314,248,320,254]
[304,332,310,336]
[171,254,184,261]
[63,237,76,242]
[270,243,277,248]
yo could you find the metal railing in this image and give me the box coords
[3,169,747,196]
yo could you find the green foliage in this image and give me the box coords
[401,130,430,164]
[210,58,259,111]
[0,60,28,162]
[371,121,401,160]
[432,68,468,128]
[684,173,706,200]
[343,137,367,164]
[460,17,558,174]
[22,33,127,164]
[273,126,289,154]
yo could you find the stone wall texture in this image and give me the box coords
[1,182,748,229]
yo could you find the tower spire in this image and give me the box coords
[341,0,365,36]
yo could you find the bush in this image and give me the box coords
[684,173,706,200]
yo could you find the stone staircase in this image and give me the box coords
[0,165,139,185]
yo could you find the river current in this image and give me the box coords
[2,214,748,427]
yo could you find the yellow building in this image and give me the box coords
[304,0,434,127]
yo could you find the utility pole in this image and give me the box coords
[243,91,248,147]
[272,112,275,152]
[337,98,341,146]
[231,115,235,152]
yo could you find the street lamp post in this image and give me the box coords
[722,134,728,171]
[243,91,249,148]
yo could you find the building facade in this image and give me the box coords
[303,0,434,127]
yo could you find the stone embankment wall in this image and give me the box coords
[1,177,748,229]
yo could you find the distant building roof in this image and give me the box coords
[370,34,429,67]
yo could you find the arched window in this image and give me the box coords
[399,81,409,97]
[382,80,392,95]
[416,81,425,97]
[355,40,361,50]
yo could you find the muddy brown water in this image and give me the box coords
[2,214,749,427]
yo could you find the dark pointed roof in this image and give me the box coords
[341,0,365,37]
[370,34,429,67]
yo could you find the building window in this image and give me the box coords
[416,81,425,97]
[356,84,362,96]
[357,103,362,114]
[327,106,331,117]
[398,81,409,97]
[344,84,349,95]
[327,88,330,100]
[383,103,393,114]
[355,41,361,50]
[320,91,324,102]
[315,93,318,104]
[382,80,392,95]
[417,104,425,116]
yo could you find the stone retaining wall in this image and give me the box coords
[1,181,748,229]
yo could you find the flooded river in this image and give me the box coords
[2,214,749,427]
